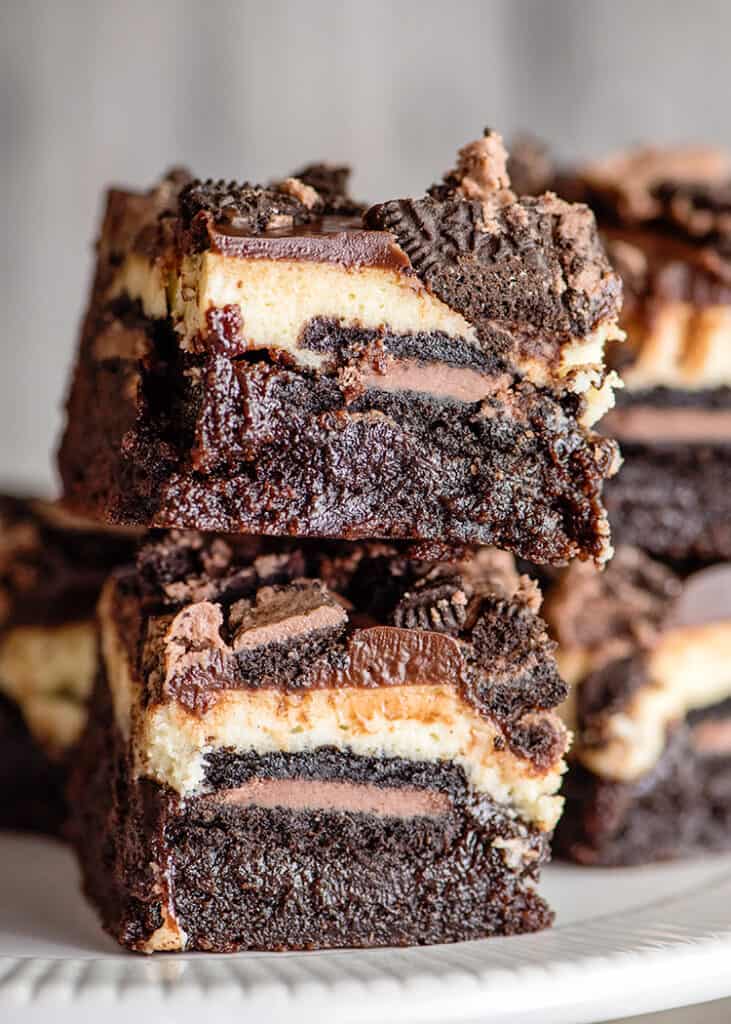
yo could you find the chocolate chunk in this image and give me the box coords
[230,581,348,652]
[309,625,467,691]
[178,179,317,240]
[293,162,365,216]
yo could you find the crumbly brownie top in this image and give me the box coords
[546,545,731,673]
[177,161,364,249]
[652,179,731,257]
[365,131,621,338]
[124,531,566,722]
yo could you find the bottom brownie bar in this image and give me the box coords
[69,532,568,951]
[544,547,731,865]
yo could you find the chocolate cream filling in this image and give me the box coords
[216,777,451,817]
[602,403,731,443]
[691,717,731,756]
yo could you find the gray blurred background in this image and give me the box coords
[3,0,731,489]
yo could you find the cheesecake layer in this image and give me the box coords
[58,132,622,564]
[0,621,95,754]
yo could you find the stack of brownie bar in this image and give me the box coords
[53,129,624,951]
[537,145,731,865]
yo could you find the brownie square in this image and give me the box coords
[69,530,569,951]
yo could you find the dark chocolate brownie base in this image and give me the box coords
[70,679,554,952]
[58,305,614,564]
[554,727,731,866]
[604,441,731,563]
[0,693,67,835]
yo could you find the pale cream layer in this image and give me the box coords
[574,620,731,782]
[99,584,567,832]
[0,621,96,755]
[622,302,731,391]
[114,251,477,369]
[112,251,618,425]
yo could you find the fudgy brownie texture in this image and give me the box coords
[603,440,731,563]
[69,678,553,952]
[61,302,616,563]
[58,132,622,565]
[0,693,67,834]
[555,725,731,866]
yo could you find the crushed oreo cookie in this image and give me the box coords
[391,573,469,635]
[365,187,620,338]
[178,179,318,241]
[293,162,365,216]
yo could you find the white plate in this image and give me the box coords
[1,833,730,1024]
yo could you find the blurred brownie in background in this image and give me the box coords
[0,495,139,833]
[545,547,731,865]
[510,141,731,863]
[565,144,731,563]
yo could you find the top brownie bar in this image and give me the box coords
[58,131,622,564]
